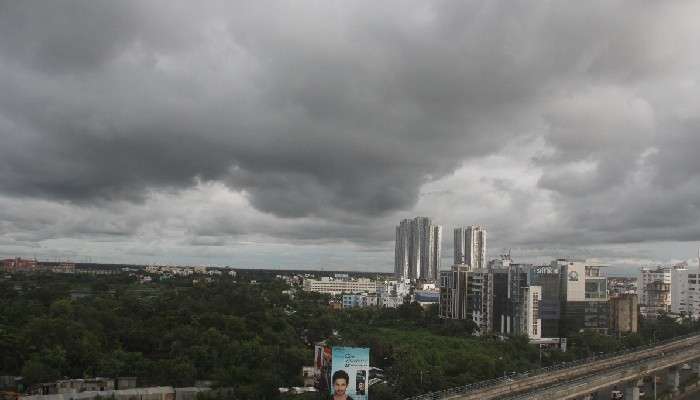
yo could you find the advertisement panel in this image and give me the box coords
[314,345,333,392]
[330,347,370,400]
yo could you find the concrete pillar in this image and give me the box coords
[624,385,640,400]
[624,379,643,400]
[667,367,680,393]
[692,361,700,376]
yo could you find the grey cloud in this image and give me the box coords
[3,0,665,218]
[1,1,700,268]
[652,118,700,188]
[0,1,138,73]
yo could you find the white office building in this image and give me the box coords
[302,277,378,295]
[342,288,405,309]
[521,285,542,340]
[687,271,700,320]
[638,264,687,317]
[677,254,699,319]
[342,293,378,309]
[377,279,411,299]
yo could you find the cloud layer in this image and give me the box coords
[1,0,700,271]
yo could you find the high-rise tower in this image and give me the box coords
[454,225,487,270]
[394,217,442,281]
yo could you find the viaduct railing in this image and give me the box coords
[405,332,700,400]
[504,342,700,400]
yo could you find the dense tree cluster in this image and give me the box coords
[0,274,305,398]
[1,273,699,399]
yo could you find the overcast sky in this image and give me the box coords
[1,1,700,275]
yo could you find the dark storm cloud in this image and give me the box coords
[0,0,599,217]
[1,0,700,264]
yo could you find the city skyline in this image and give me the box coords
[2,2,700,275]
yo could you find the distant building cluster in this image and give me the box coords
[18,376,215,400]
[438,256,633,339]
[0,259,113,275]
[0,258,246,287]
[144,265,233,277]
[1,257,39,273]
[392,216,650,340]
[341,279,411,309]
[302,275,410,309]
[394,222,486,283]
[637,261,700,320]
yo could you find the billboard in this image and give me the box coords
[330,347,370,400]
[314,345,333,392]
[562,261,586,301]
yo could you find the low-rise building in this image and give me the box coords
[414,289,440,308]
[608,277,636,296]
[302,277,378,295]
[174,387,210,400]
[377,279,411,299]
[51,263,76,274]
[342,293,378,308]
[380,296,404,308]
[301,367,315,387]
[22,386,185,400]
[31,379,115,396]
[1,258,38,273]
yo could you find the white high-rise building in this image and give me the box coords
[394,217,442,281]
[671,264,689,315]
[686,248,700,319]
[454,225,487,269]
[687,271,700,320]
[521,285,542,340]
[638,264,688,317]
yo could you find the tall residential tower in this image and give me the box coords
[454,225,487,269]
[395,217,442,281]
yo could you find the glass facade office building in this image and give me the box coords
[529,265,561,338]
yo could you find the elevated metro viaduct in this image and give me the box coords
[407,333,700,400]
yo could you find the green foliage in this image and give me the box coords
[0,274,308,398]
[6,272,700,400]
[370,383,401,400]
[0,272,548,398]
[21,357,60,385]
